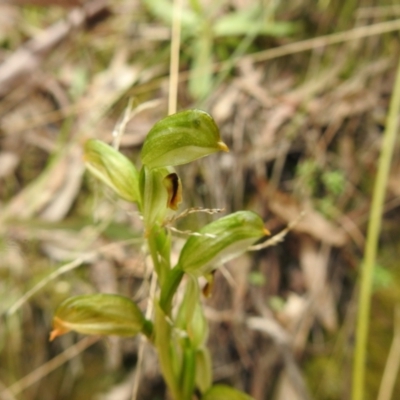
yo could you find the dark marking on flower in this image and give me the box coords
[164,172,182,210]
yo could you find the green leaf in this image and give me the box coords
[84,139,140,204]
[202,385,255,400]
[178,211,268,277]
[50,294,150,340]
[140,110,228,169]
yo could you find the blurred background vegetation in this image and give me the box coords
[1,0,400,399]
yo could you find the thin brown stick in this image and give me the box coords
[130,272,157,400]
[249,212,305,251]
[6,237,142,316]
[3,336,99,397]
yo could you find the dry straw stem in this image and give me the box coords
[168,0,183,115]
[377,306,400,400]
[352,57,400,400]
[246,18,400,64]
[249,212,305,251]
[356,5,400,18]
[6,238,142,316]
[9,18,400,135]
[126,18,400,101]
[2,336,98,397]
[130,271,158,400]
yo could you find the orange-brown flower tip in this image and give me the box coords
[217,141,229,152]
[49,327,66,342]
[263,227,271,236]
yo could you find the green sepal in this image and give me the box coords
[175,277,208,347]
[50,294,151,340]
[84,139,140,204]
[178,211,268,277]
[139,166,174,229]
[195,347,212,394]
[202,385,255,400]
[140,109,228,169]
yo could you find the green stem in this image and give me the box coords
[179,339,196,400]
[160,266,184,314]
[352,56,400,400]
[142,319,154,341]
[147,225,170,287]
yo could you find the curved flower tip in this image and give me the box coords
[49,317,69,341]
[217,141,229,152]
[263,227,271,236]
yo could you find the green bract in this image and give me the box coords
[178,211,268,277]
[140,109,229,169]
[84,139,140,204]
[50,294,150,340]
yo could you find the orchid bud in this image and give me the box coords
[84,139,140,204]
[49,294,151,341]
[140,109,229,169]
[178,211,269,277]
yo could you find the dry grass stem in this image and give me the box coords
[130,271,158,400]
[248,18,400,64]
[3,336,99,397]
[168,0,183,115]
[6,238,142,316]
[249,212,305,251]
